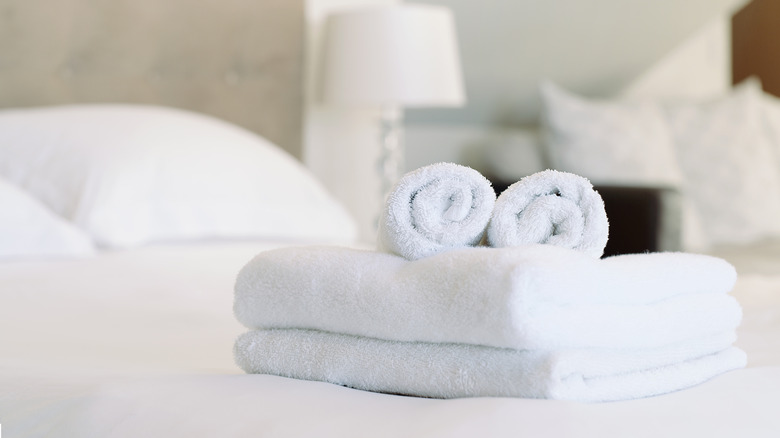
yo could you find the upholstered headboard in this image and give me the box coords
[0,0,304,158]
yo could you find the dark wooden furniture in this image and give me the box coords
[490,178,682,258]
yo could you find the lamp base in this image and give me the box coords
[377,105,404,202]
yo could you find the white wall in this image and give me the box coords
[620,17,732,101]
[406,0,747,126]
[405,14,737,179]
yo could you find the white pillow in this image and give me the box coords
[760,91,780,166]
[0,105,357,248]
[0,177,94,259]
[666,80,780,246]
[540,81,684,187]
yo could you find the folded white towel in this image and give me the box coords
[235,329,746,402]
[234,244,741,350]
[377,162,496,260]
[487,170,609,258]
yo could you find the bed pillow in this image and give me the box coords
[0,177,95,259]
[540,81,684,187]
[665,80,780,245]
[760,90,780,167]
[0,105,357,248]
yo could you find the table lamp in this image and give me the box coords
[320,3,465,201]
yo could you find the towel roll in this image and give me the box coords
[487,169,609,258]
[378,162,496,260]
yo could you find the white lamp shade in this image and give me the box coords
[320,4,465,108]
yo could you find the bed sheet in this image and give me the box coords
[1,242,779,437]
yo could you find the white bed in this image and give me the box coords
[1,83,779,438]
[2,240,780,437]
[1,109,780,437]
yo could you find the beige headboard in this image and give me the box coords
[0,0,304,158]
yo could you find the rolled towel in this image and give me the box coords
[378,162,496,260]
[234,244,742,350]
[487,169,609,258]
[235,329,746,402]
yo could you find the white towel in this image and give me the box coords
[234,329,746,402]
[487,169,609,258]
[233,244,741,350]
[377,162,496,260]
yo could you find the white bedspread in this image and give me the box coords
[1,242,779,437]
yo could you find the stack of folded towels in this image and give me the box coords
[233,163,746,403]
